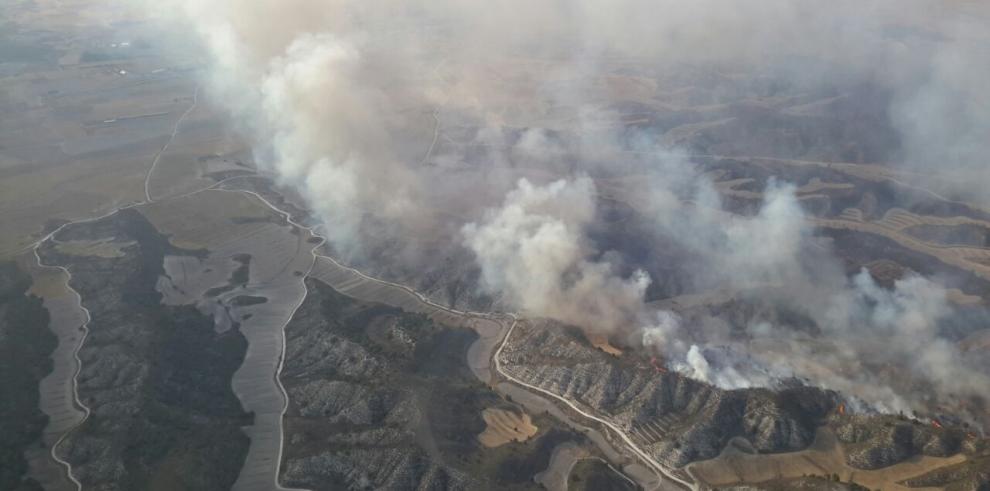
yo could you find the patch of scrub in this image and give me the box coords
[568,458,637,491]
[0,261,57,491]
[38,209,251,490]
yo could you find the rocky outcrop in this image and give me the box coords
[903,464,990,489]
[280,278,599,490]
[835,416,965,469]
[500,321,836,467]
[279,279,483,490]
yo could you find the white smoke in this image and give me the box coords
[130,0,990,423]
[828,271,989,402]
[890,7,990,205]
[638,171,988,419]
[678,345,758,390]
[463,177,650,334]
[257,33,423,250]
[641,266,986,417]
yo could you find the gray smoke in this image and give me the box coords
[138,0,990,421]
[640,176,989,418]
[890,6,990,206]
[463,176,649,334]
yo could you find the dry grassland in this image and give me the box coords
[687,429,967,491]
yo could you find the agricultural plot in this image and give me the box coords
[141,189,319,491]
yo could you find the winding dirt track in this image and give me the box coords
[25,249,91,491]
[21,86,202,491]
[145,87,199,202]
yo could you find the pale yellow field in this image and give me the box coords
[478,408,539,448]
[139,190,276,250]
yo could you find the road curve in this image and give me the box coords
[493,317,697,491]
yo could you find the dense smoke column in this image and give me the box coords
[145,0,990,421]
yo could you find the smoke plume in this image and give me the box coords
[137,0,990,423]
[463,177,650,334]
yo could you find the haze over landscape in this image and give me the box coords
[2,1,990,490]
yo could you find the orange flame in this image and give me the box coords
[837,403,846,416]
[650,356,668,374]
[932,419,943,429]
